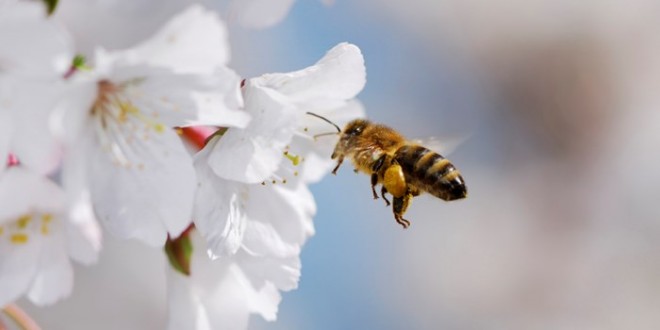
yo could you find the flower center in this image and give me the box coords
[91,79,166,169]
[0,213,55,245]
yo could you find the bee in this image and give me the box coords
[328,118,467,229]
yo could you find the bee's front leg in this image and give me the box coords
[332,157,344,175]
[392,193,413,229]
[370,173,379,199]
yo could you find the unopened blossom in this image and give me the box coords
[0,166,101,307]
[185,42,366,327]
[0,1,73,174]
[51,5,249,246]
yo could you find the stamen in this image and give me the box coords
[41,214,53,223]
[17,215,31,229]
[284,151,301,166]
[10,233,28,244]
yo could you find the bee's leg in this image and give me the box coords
[332,157,344,175]
[370,173,379,199]
[372,155,386,172]
[392,193,412,229]
[380,186,391,206]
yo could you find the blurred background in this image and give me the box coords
[23,0,660,329]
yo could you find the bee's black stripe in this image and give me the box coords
[396,145,425,172]
[414,149,436,173]
[429,162,455,183]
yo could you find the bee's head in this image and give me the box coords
[332,119,370,159]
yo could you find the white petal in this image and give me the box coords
[9,79,64,175]
[124,4,231,74]
[242,220,299,258]
[166,266,209,330]
[244,183,316,248]
[0,234,41,307]
[208,85,298,183]
[0,1,73,78]
[0,107,12,174]
[254,42,366,107]
[88,128,195,246]
[233,0,296,29]
[237,253,302,292]
[194,258,282,326]
[0,167,65,223]
[26,234,74,306]
[64,191,101,265]
[53,0,190,56]
[193,141,247,256]
[50,79,98,146]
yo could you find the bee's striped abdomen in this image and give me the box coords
[394,145,467,201]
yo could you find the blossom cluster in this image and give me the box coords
[0,1,366,328]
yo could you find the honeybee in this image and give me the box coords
[329,119,467,229]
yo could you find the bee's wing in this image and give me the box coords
[410,134,470,156]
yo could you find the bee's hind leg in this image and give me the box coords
[392,193,413,229]
[380,186,391,206]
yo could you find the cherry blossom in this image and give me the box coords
[51,5,249,246]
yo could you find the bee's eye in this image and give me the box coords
[347,125,363,136]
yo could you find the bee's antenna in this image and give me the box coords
[313,132,339,139]
[306,112,341,133]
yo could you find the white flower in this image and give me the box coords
[0,1,73,174]
[186,42,366,327]
[0,166,101,307]
[51,5,249,246]
[197,42,365,256]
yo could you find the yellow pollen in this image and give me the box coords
[294,171,299,176]
[11,233,28,244]
[41,223,50,235]
[117,102,140,123]
[42,214,53,223]
[154,123,166,133]
[284,152,301,166]
[17,215,31,229]
[0,226,4,235]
